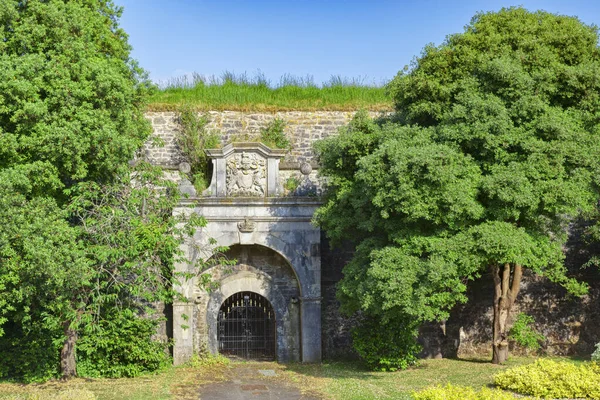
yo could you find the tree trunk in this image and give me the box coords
[60,322,78,380]
[491,263,522,364]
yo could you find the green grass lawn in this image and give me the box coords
[0,356,560,400]
[0,360,228,400]
[280,357,539,399]
[147,72,393,112]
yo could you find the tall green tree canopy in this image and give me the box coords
[315,7,600,367]
[0,0,151,197]
[0,0,184,381]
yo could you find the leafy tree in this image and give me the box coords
[316,8,600,365]
[0,0,189,380]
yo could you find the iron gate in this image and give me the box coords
[217,291,276,360]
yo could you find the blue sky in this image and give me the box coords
[117,0,600,86]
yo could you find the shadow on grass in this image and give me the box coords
[282,360,388,381]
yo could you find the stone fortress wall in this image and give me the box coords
[145,111,382,167]
[146,110,600,360]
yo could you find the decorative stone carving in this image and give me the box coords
[177,162,196,197]
[226,152,266,197]
[300,162,312,176]
[237,217,256,233]
[178,162,191,174]
[203,143,287,197]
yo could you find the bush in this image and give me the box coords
[176,105,220,192]
[351,316,421,371]
[413,384,517,400]
[0,322,62,382]
[76,311,171,378]
[494,359,600,399]
[508,313,545,351]
[260,118,291,150]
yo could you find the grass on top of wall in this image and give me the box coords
[147,72,394,112]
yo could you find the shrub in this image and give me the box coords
[413,384,517,400]
[260,118,291,150]
[284,176,301,193]
[351,316,421,371]
[76,311,171,378]
[176,105,220,192]
[0,322,62,382]
[508,313,546,351]
[494,359,600,399]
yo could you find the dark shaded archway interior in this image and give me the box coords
[217,291,276,360]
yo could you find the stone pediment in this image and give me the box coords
[203,143,286,197]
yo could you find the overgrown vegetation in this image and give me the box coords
[315,7,600,369]
[508,313,546,352]
[414,384,517,400]
[259,117,291,150]
[76,310,170,378]
[494,359,600,398]
[351,317,420,371]
[176,105,220,192]
[176,109,293,192]
[148,72,391,111]
[0,0,208,382]
[284,176,301,193]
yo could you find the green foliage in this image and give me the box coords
[494,359,600,398]
[0,0,210,381]
[0,0,153,201]
[0,160,204,381]
[414,384,517,400]
[76,310,170,378]
[508,313,546,351]
[260,118,291,150]
[315,7,599,365]
[592,342,600,362]
[176,104,220,192]
[351,316,420,371]
[148,71,391,111]
[0,321,62,383]
[284,176,301,193]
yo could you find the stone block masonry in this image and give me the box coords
[144,111,382,167]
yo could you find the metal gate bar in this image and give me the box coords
[217,291,275,360]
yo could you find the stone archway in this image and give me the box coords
[172,143,322,365]
[197,245,301,362]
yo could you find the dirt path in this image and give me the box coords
[198,363,321,400]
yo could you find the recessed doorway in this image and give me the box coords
[217,291,276,360]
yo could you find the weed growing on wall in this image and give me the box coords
[176,105,220,192]
[260,118,291,150]
[284,176,301,194]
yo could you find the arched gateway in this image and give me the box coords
[217,291,276,360]
[172,143,322,364]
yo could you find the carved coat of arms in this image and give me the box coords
[226,152,266,196]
